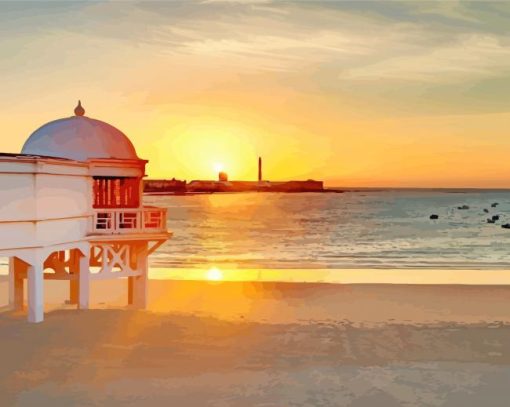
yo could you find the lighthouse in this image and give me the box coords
[258,156,262,182]
[0,102,170,322]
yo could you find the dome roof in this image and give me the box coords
[21,102,138,161]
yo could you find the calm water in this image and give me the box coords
[144,190,510,270]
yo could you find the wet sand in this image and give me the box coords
[1,279,510,405]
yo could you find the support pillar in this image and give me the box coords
[128,243,148,309]
[27,263,44,323]
[70,280,79,304]
[128,276,134,305]
[78,252,90,310]
[69,250,79,305]
[8,257,24,311]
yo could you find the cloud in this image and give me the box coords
[342,33,510,83]
[1,0,510,115]
[128,1,510,84]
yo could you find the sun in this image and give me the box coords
[206,267,223,281]
[213,162,224,173]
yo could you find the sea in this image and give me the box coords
[145,189,510,270]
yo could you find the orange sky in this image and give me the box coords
[2,1,510,187]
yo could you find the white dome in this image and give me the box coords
[21,102,138,161]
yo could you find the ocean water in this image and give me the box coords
[144,190,510,270]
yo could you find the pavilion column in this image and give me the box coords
[128,243,148,309]
[27,262,44,323]
[8,257,24,311]
[78,251,90,310]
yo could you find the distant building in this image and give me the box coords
[258,157,262,182]
[144,178,186,193]
[218,171,228,182]
[228,180,323,192]
[156,156,324,194]
[187,180,232,192]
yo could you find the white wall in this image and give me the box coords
[0,158,91,251]
[35,174,91,220]
[36,217,90,246]
[0,222,37,250]
[0,173,36,221]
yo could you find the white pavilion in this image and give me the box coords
[0,101,170,322]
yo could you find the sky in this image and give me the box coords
[1,0,510,187]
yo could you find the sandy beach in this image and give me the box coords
[1,278,510,406]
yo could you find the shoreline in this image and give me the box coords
[3,267,510,285]
[148,267,510,285]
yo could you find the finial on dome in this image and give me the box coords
[74,100,85,116]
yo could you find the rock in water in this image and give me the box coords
[492,215,500,221]
[483,208,489,213]
[429,214,439,220]
[502,223,510,229]
[487,218,496,224]
[457,205,469,210]
[492,203,499,208]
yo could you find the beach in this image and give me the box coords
[1,278,510,406]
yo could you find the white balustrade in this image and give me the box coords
[91,206,167,234]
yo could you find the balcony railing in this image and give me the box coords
[91,206,167,235]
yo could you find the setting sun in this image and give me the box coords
[213,162,224,174]
[206,267,223,281]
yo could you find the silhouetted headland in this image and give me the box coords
[144,156,335,194]
[144,178,328,194]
